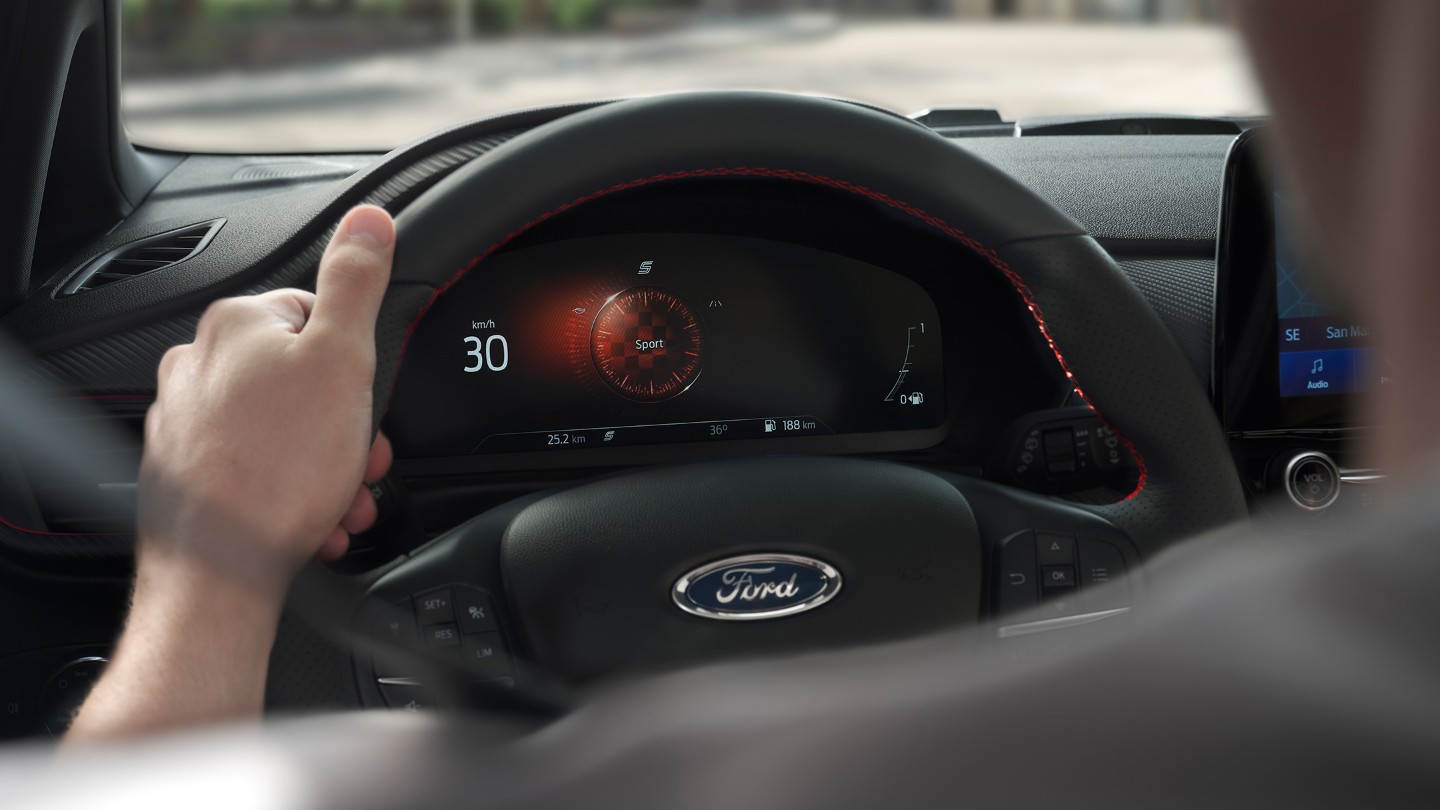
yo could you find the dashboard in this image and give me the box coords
[0,96,1266,731]
[0,121,1230,543]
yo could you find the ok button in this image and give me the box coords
[1042,565,1076,590]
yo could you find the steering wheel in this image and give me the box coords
[344,92,1245,704]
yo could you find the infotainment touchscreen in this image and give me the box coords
[1274,193,1385,398]
[1217,127,1373,431]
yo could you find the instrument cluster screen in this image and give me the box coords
[386,234,946,458]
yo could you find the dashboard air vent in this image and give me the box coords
[59,219,225,296]
[232,160,359,182]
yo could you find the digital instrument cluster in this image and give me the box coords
[386,234,947,458]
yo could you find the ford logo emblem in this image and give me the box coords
[672,553,842,621]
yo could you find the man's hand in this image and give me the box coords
[67,206,397,742]
[138,204,396,597]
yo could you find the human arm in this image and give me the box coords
[65,205,397,741]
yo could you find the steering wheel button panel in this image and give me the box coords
[994,531,1132,621]
[1001,409,1139,496]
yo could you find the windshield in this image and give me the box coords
[120,1,1260,153]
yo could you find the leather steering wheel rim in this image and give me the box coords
[371,90,1246,552]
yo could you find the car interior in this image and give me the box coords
[0,0,1377,741]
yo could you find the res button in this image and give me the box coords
[423,623,461,648]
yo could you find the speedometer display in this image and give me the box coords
[386,233,946,458]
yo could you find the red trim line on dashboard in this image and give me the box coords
[390,166,1149,503]
[0,514,120,538]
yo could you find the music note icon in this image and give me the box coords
[1311,358,1324,375]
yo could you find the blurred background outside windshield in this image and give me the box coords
[121,0,1259,152]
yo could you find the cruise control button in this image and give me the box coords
[1035,532,1076,566]
[1041,565,1077,590]
[455,587,498,635]
[461,633,512,679]
[415,588,455,625]
[375,601,419,647]
[424,623,461,648]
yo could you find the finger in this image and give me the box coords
[193,296,252,343]
[309,205,395,342]
[339,484,379,535]
[316,526,350,563]
[249,289,317,334]
[364,431,394,484]
[156,344,187,384]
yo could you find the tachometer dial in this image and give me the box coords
[590,286,703,402]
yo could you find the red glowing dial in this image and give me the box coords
[590,286,704,402]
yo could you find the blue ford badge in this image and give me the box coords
[672,554,842,620]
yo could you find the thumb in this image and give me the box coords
[309,205,395,341]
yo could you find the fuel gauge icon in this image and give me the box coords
[886,323,929,404]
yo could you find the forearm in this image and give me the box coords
[61,206,393,744]
[65,550,283,743]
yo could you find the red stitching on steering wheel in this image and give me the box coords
[393,167,1149,503]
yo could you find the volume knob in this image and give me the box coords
[1281,451,1340,512]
